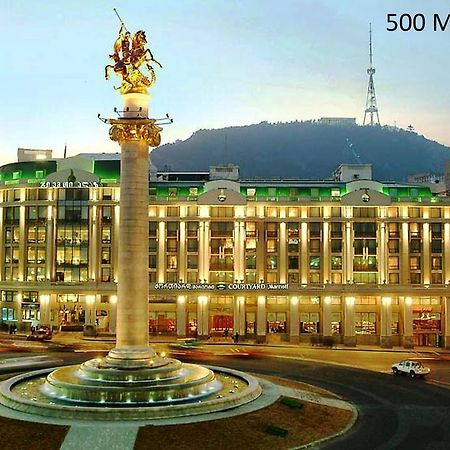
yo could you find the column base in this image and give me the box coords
[380,336,393,348]
[106,346,156,368]
[343,336,356,347]
[402,336,414,349]
[289,335,300,344]
[256,335,266,344]
[197,334,209,340]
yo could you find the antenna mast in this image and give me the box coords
[363,23,380,126]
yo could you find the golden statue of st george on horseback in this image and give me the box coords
[105,10,162,94]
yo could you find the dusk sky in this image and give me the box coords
[2,0,450,163]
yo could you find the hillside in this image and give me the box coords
[151,121,450,181]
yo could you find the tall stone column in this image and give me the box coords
[344,222,353,284]
[401,296,414,348]
[422,223,430,285]
[378,222,387,284]
[322,296,332,339]
[279,222,287,284]
[343,296,356,346]
[39,294,51,326]
[106,92,162,366]
[444,297,450,350]
[256,295,266,343]
[300,222,308,284]
[322,222,330,283]
[289,296,299,343]
[380,296,392,348]
[233,296,245,336]
[85,295,96,327]
[400,222,409,284]
[177,295,187,337]
[197,295,209,338]
[109,295,117,334]
[444,223,450,285]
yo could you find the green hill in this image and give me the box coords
[151,121,450,181]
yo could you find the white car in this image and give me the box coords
[391,360,430,378]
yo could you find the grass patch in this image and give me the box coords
[0,416,68,450]
[280,396,304,409]
[266,424,289,437]
[135,399,353,450]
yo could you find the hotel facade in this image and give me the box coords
[1,150,450,349]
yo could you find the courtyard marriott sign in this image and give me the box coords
[154,283,290,291]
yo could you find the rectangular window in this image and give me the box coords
[288,256,299,270]
[166,255,178,270]
[309,256,320,269]
[309,239,320,253]
[309,207,321,218]
[331,256,342,270]
[355,312,377,334]
[392,312,399,335]
[331,239,342,253]
[266,256,278,270]
[354,222,376,237]
[388,257,399,270]
[331,207,341,217]
[187,255,198,269]
[166,207,179,217]
[300,312,320,333]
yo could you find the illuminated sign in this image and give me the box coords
[40,181,101,188]
[153,283,289,291]
[155,283,216,291]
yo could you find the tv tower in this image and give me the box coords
[363,23,380,126]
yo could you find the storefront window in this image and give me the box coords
[331,312,341,334]
[391,312,399,335]
[246,312,255,334]
[300,312,320,333]
[355,312,377,334]
[267,312,286,333]
[149,311,176,334]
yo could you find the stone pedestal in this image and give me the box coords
[380,336,393,348]
[402,336,414,349]
[343,336,356,347]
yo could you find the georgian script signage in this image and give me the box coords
[155,283,216,291]
[154,282,289,291]
[40,181,101,188]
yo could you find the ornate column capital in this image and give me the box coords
[108,119,162,147]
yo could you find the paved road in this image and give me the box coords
[2,342,450,449]
[207,356,450,450]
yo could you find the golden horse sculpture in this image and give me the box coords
[105,25,162,95]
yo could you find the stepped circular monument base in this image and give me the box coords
[0,357,262,421]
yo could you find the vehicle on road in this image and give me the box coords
[26,327,52,342]
[217,347,266,359]
[168,339,212,360]
[391,360,430,378]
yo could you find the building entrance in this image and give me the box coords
[210,314,233,338]
[413,315,441,347]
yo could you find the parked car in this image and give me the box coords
[391,360,430,378]
[26,327,52,342]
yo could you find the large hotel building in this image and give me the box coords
[1,149,449,349]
